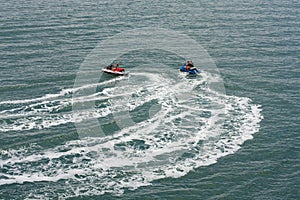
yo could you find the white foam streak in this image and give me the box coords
[0,76,127,105]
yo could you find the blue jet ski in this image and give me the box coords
[179,64,200,75]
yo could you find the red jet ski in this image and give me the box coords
[102,64,128,76]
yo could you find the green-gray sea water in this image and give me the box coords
[0,0,299,199]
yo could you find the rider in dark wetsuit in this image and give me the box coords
[107,64,114,70]
[186,60,194,70]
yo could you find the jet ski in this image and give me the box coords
[179,64,200,75]
[102,64,128,76]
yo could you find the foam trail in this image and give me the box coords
[0,76,127,105]
[0,71,263,200]
[0,73,169,132]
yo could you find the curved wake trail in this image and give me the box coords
[0,71,263,199]
[0,76,130,132]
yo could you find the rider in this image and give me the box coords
[186,60,194,70]
[107,64,114,70]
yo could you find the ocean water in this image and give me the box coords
[0,0,299,199]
